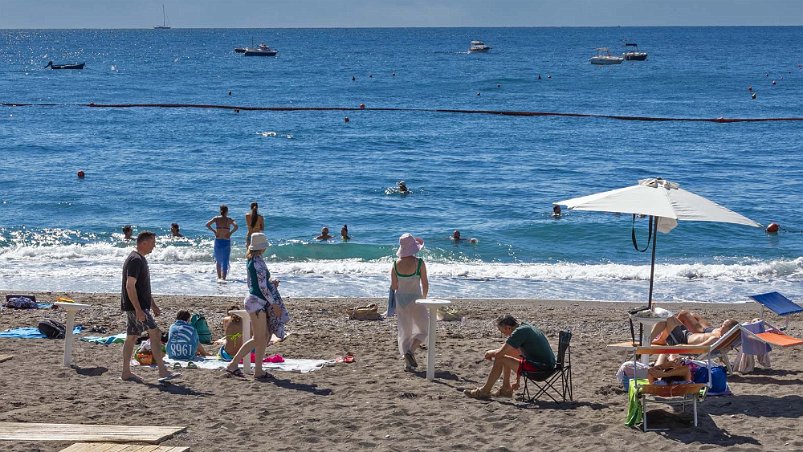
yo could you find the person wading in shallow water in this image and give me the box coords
[206,204,238,281]
[245,202,264,248]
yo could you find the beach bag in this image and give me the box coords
[6,295,38,309]
[38,319,66,339]
[348,304,382,321]
[693,365,728,394]
[190,313,213,344]
[135,339,154,365]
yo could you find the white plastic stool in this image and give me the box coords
[54,302,91,367]
[231,310,252,373]
[415,298,451,381]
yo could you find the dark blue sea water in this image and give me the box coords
[1,27,801,301]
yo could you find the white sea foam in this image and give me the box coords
[1,240,800,302]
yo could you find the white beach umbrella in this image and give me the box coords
[555,178,760,308]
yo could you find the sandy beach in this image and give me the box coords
[0,292,801,451]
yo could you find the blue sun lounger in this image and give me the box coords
[749,292,803,330]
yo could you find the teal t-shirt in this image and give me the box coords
[506,323,556,369]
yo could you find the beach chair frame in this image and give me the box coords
[522,330,573,404]
[749,292,803,331]
[632,345,712,431]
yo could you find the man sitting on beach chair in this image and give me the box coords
[651,311,739,347]
[465,314,555,400]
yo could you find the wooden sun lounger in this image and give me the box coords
[61,444,189,452]
[0,423,186,444]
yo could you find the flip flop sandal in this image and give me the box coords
[343,354,355,364]
[223,368,245,379]
[186,362,198,369]
[254,372,273,381]
[172,362,182,369]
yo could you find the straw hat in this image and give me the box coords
[249,233,268,251]
[397,233,424,257]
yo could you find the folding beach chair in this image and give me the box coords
[749,292,803,330]
[521,330,573,404]
[696,324,742,371]
[631,344,713,431]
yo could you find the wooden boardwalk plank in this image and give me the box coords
[61,443,188,452]
[0,422,186,444]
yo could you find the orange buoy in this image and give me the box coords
[765,223,780,233]
[77,170,85,178]
[359,103,366,110]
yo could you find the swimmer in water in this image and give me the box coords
[316,227,333,241]
[341,225,350,241]
[552,205,562,218]
[170,223,183,237]
[451,230,464,241]
[122,225,133,240]
[398,181,410,195]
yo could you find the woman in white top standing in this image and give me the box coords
[390,233,429,371]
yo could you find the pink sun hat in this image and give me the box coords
[397,233,424,257]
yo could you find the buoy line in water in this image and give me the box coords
[3,102,803,123]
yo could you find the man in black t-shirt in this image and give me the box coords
[120,231,180,383]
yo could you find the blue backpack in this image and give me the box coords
[694,365,728,394]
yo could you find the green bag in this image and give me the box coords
[190,313,213,344]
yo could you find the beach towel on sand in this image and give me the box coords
[0,326,82,339]
[80,333,127,345]
[145,356,334,373]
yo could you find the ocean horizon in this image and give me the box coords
[1,26,801,302]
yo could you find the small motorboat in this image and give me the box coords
[243,43,278,56]
[45,61,85,70]
[623,42,648,61]
[589,48,623,65]
[468,40,491,53]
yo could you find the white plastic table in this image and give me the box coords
[231,310,252,373]
[54,302,91,367]
[415,298,451,381]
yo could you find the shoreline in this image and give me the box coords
[1,292,801,451]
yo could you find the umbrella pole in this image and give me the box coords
[647,216,658,309]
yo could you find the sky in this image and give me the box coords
[1,0,802,28]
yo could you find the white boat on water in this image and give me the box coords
[154,4,171,29]
[468,40,491,53]
[243,43,278,57]
[590,47,624,65]
[623,42,648,61]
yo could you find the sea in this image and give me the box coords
[1,27,801,303]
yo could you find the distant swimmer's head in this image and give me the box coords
[398,181,409,193]
[552,205,562,217]
[397,233,424,258]
[469,238,478,244]
[220,204,229,216]
[322,227,329,235]
[452,230,462,240]
[170,223,182,237]
[122,225,133,240]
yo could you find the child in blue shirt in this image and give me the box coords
[167,310,208,360]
